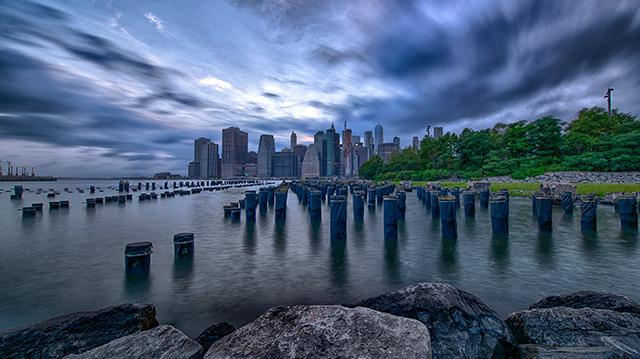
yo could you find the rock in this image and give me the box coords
[506,307,640,358]
[0,303,159,359]
[519,344,626,359]
[205,305,431,359]
[529,290,640,315]
[194,322,235,352]
[63,325,203,359]
[352,282,517,359]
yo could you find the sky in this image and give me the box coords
[1,1,639,177]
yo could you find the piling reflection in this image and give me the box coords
[173,254,194,284]
[537,232,553,263]
[440,236,457,270]
[491,235,509,264]
[330,240,347,287]
[124,272,151,298]
[383,239,400,285]
[309,221,322,254]
[581,231,599,251]
[273,221,287,254]
[243,221,256,255]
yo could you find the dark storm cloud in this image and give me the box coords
[138,91,205,108]
[0,49,182,155]
[262,92,280,98]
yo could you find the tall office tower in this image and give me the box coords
[378,143,399,163]
[314,130,326,177]
[352,135,360,144]
[290,131,297,150]
[323,124,341,176]
[247,151,258,164]
[342,128,352,176]
[257,134,275,177]
[374,124,383,154]
[187,161,199,179]
[302,144,320,177]
[221,127,248,178]
[433,127,444,140]
[193,137,209,178]
[364,130,374,159]
[207,142,219,178]
[274,151,299,178]
[393,136,400,149]
[293,144,307,178]
[354,143,369,174]
[413,136,420,149]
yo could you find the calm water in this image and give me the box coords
[1,180,638,337]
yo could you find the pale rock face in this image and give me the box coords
[205,305,432,359]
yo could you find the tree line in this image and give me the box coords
[359,106,639,181]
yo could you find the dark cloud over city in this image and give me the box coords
[0,0,638,176]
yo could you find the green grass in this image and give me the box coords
[575,183,640,195]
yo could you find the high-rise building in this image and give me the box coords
[413,136,420,149]
[221,127,248,178]
[302,144,320,178]
[342,128,352,176]
[433,127,444,140]
[274,151,299,178]
[353,142,368,174]
[293,144,307,178]
[257,134,275,177]
[374,125,383,154]
[290,131,297,150]
[393,136,400,149]
[247,151,258,164]
[324,124,340,176]
[352,135,360,144]
[191,137,219,178]
[314,130,326,177]
[364,130,374,160]
[378,143,399,163]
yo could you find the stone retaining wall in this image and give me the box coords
[482,171,640,184]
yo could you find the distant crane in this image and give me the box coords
[0,160,35,177]
[604,87,614,118]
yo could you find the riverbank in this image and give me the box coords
[2,283,638,358]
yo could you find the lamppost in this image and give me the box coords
[604,87,614,118]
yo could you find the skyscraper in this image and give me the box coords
[302,144,320,178]
[274,151,299,178]
[324,124,340,176]
[314,130,326,177]
[342,128,352,176]
[290,131,297,150]
[352,135,360,144]
[378,143,398,163]
[221,127,248,178]
[393,136,400,149]
[374,125,383,154]
[190,137,219,178]
[413,136,420,149]
[364,130,374,159]
[293,144,307,178]
[433,127,444,140]
[257,134,275,177]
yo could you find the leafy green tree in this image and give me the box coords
[358,155,383,180]
[457,128,495,172]
[528,116,565,163]
[565,107,636,154]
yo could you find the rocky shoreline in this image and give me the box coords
[481,171,640,184]
[2,283,639,358]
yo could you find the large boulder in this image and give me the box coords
[507,308,640,358]
[194,322,235,352]
[205,305,431,358]
[529,290,640,314]
[0,303,158,359]
[63,325,203,359]
[352,282,517,359]
[518,344,627,359]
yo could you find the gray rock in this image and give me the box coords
[506,307,640,358]
[529,290,640,315]
[0,303,159,359]
[352,282,517,359]
[194,322,235,352]
[518,344,626,359]
[205,305,431,359]
[64,325,203,359]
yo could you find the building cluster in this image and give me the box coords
[187,124,444,179]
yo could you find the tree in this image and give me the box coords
[528,116,565,163]
[358,155,383,180]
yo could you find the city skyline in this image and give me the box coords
[1,1,639,177]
